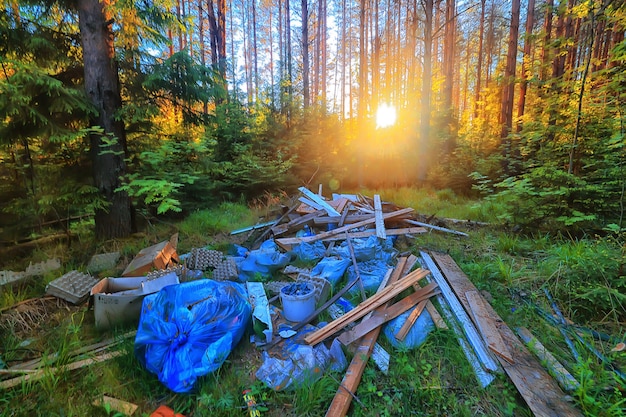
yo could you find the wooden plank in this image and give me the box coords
[430,252,584,417]
[306,207,414,243]
[395,300,428,341]
[304,268,430,345]
[425,301,448,329]
[271,210,324,237]
[298,196,324,211]
[325,257,409,417]
[9,331,135,371]
[0,351,123,389]
[373,195,386,239]
[326,327,380,417]
[299,186,341,216]
[330,197,350,215]
[404,219,469,237]
[93,395,138,416]
[274,226,426,251]
[466,290,514,364]
[516,327,580,392]
[336,283,439,346]
[420,252,499,372]
[314,214,377,225]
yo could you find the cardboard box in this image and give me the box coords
[122,240,179,277]
[91,272,179,329]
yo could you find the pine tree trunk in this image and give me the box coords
[419,0,433,183]
[302,0,310,108]
[77,0,132,239]
[516,0,535,132]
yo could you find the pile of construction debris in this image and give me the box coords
[0,187,585,417]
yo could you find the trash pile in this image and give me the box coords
[0,187,595,416]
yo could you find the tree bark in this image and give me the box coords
[77,0,132,239]
[500,0,520,140]
[419,0,433,182]
[516,0,535,132]
[500,0,521,176]
[474,0,486,119]
[302,0,310,108]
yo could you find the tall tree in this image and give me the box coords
[77,0,133,238]
[517,0,536,131]
[419,0,434,182]
[500,0,520,140]
[442,0,457,145]
[302,0,310,108]
[474,0,486,119]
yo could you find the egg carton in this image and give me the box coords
[212,257,238,281]
[146,265,186,280]
[296,274,331,304]
[46,270,99,304]
[187,248,224,270]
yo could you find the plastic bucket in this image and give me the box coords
[280,283,316,322]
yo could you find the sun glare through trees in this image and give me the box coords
[375,103,397,129]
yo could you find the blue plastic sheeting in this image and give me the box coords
[134,280,251,393]
[331,235,398,264]
[291,240,327,262]
[383,307,434,350]
[310,257,351,287]
[347,260,390,295]
[256,324,346,391]
[236,240,292,281]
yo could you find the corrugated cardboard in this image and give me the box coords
[91,272,179,329]
[122,240,179,277]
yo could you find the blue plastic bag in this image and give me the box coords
[134,280,251,393]
[383,307,434,350]
[347,260,390,295]
[310,257,351,287]
[237,240,291,281]
[256,324,346,391]
[291,241,327,262]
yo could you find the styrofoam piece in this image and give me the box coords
[46,270,99,304]
[0,270,26,287]
[247,282,273,344]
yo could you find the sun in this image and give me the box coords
[375,103,397,129]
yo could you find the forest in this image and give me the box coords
[1,1,626,415]
[0,0,624,241]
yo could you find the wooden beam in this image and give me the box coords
[274,226,426,251]
[373,195,386,239]
[466,290,514,364]
[299,186,341,216]
[404,219,468,237]
[425,301,448,329]
[325,257,409,417]
[420,252,499,372]
[1,351,124,389]
[306,207,414,243]
[516,327,580,392]
[395,300,428,341]
[430,252,584,417]
[304,268,430,346]
[337,284,439,346]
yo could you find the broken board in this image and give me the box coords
[465,290,514,364]
[430,252,583,417]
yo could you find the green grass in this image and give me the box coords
[1,187,625,416]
